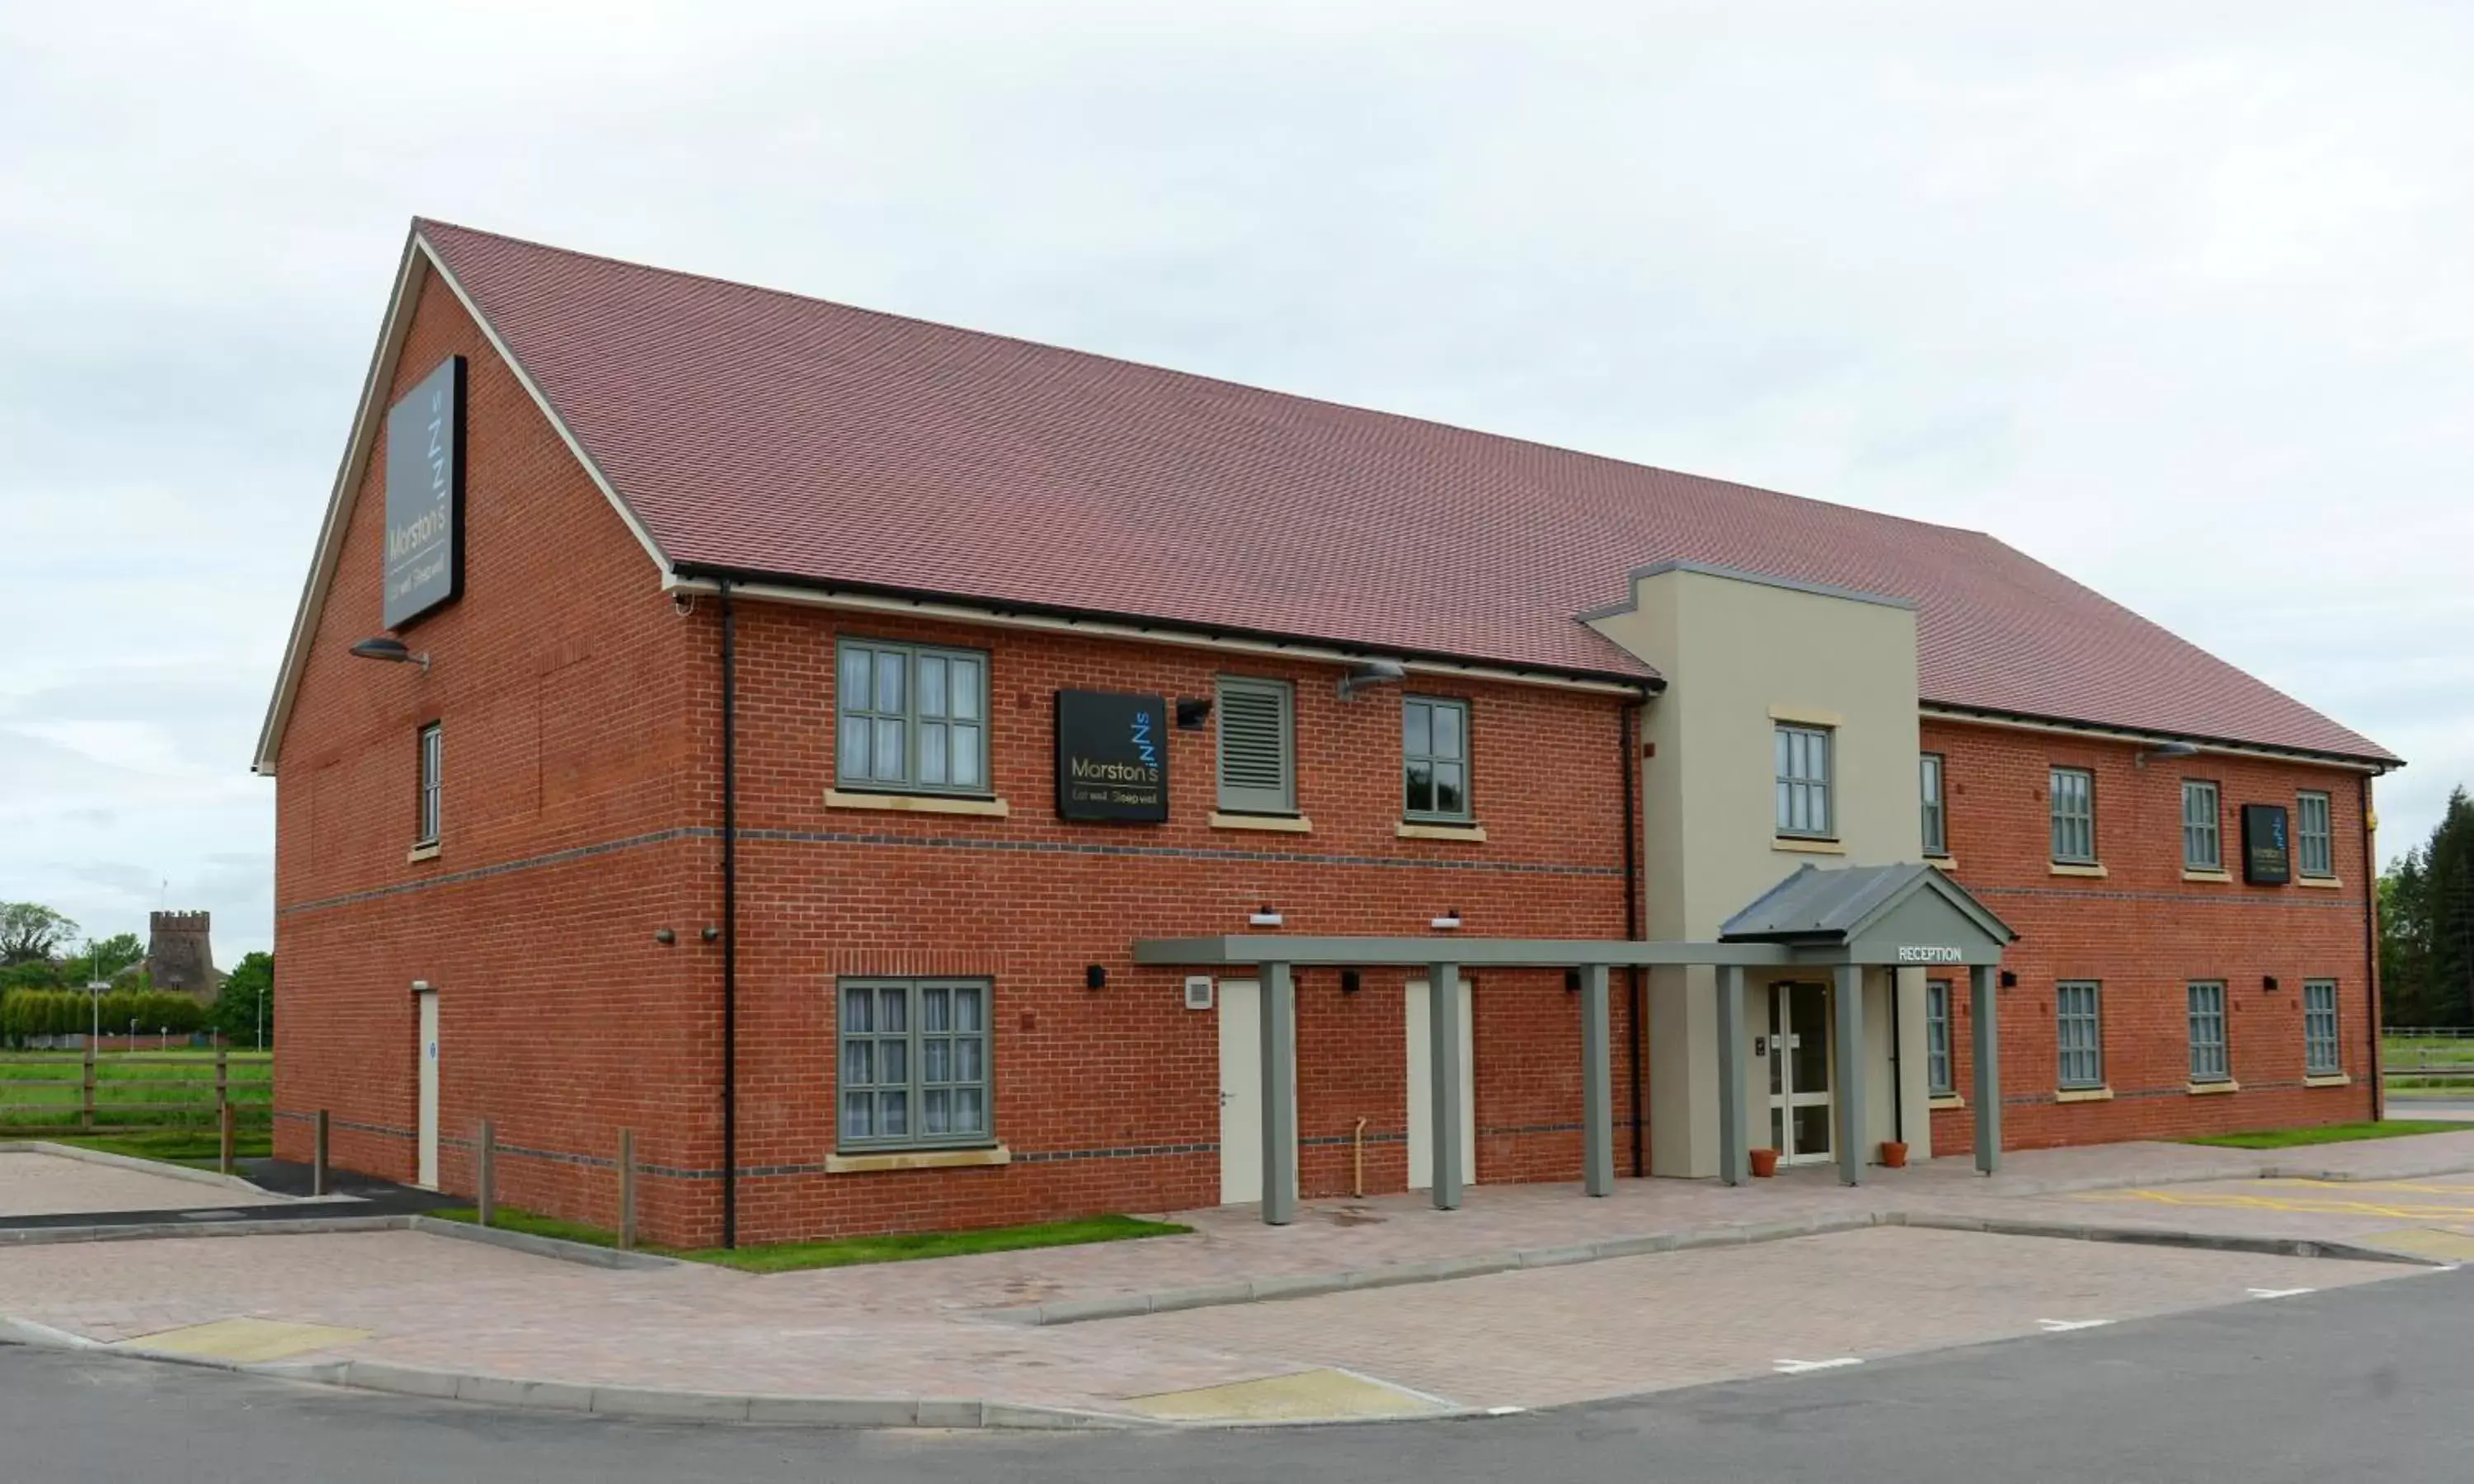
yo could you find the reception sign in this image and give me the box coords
[1056,690,1169,822]
[383,355,467,630]
[2241,803,2291,885]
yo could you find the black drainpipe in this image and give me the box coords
[1888,977,1905,1146]
[720,579,740,1249]
[2363,771,2383,1122]
[1622,693,1647,1178]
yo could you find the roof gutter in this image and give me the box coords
[662,564,1662,699]
[1921,702,2397,774]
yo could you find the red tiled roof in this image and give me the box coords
[416,219,2392,763]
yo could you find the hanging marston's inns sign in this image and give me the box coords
[1056,690,1169,822]
[382,356,468,630]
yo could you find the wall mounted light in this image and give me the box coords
[653,928,676,946]
[1338,658,1408,702]
[1431,909,1463,930]
[2134,740,2199,769]
[1564,969,1582,993]
[1085,964,1108,990]
[1175,697,1214,730]
[1340,970,1362,995]
[701,926,720,943]
[1249,906,1284,928]
[350,636,431,674]
[1999,970,2019,989]
[2262,974,2279,993]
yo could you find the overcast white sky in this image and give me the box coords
[3,2,2467,965]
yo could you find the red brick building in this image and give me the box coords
[254,221,2396,1247]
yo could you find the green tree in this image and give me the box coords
[2384,787,2474,1026]
[77,932,144,981]
[0,904,78,965]
[0,958,63,993]
[212,952,274,1048]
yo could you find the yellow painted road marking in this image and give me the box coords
[2353,1228,2474,1262]
[120,1317,371,1364]
[1126,1368,1452,1421]
[2077,1187,2474,1220]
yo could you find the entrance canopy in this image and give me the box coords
[1134,862,2015,1224]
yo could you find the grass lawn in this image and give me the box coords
[2183,1120,2467,1150]
[429,1207,1192,1271]
[0,1050,271,1132]
[32,1129,275,1167]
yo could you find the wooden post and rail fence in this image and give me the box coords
[0,1046,273,1175]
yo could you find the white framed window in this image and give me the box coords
[2182,780,2222,870]
[2298,791,2335,879]
[837,978,992,1151]
[1403,697,1471,821]
[2188,981,2230,1083]
[1216,675,1296,815]
[2057,980,2104,1089]
[2304,979,2341,1076]
[416,722,443,846]
[2050,767,2096,864]
[1920,753,1947,857]
[1776,725,1834,839]
[1926,980,1954,1096]
[835,639,989,795]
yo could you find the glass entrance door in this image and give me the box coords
[1766,983,1834,1164]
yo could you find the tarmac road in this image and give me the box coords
[2,1262,2461,1483]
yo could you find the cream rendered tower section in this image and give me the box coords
[1587,563,1935,1177]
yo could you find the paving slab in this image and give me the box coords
[0,1151,288,1218]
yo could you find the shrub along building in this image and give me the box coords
[255,221,2400,1247]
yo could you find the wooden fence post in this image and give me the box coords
[81,1043,95,1132]
[477,1118,496,1228]
[219,1101,235,1176]
[618,1129,637,1252]
[313,1111,330,1197]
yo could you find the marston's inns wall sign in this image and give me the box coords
[383,355,467,630]
[1056,690,1169,822]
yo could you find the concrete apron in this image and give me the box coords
[0,1200,2449,1431]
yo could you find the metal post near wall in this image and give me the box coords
[618,1129,637,1252]
[1428,962,1466,1211]
[1971,964,2001,1175]
[1579,965,1613,1197]
[1260,963,1297,1227]
[1716,965,1747,1186]
[1834,965,1865,1186]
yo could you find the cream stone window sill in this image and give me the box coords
[1928,1093,1967,1111]
[2050,862,2109,879]
[1924,856,1959,872]
[407,842,442,863]
[1211,812,1313,834]
[2187,1079,2240,1096]
[825,788,1009,818]
[2297,876,2344,890]
[825,1145,1010,1174]
[2304,1073,2353,1088]
[1775,837,1847,856]
[2055,1085,2114,1103]
[1398,821,1488,843]
[2181,868,2232,884]
[1768,704,1843,727]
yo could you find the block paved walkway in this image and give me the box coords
[4,1134,2472,1421]
[0,1150,286,1219]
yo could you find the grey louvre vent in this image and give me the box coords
[1216,676,1295,814]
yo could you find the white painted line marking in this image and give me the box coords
[1774,1357,1864,1374]
[2248,1287,2316,1299]
[2037,1318,2113,1332]
[1484,1405,1526,1416]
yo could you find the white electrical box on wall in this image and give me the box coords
[1184,975,1215,1011]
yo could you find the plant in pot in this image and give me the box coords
[1748,1147,1780,1178]
[1879,1139,1908,1169]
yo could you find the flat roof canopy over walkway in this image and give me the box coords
[1136,863,2015,1225]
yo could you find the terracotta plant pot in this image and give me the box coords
[1748,1148,1780,1178]
[1879,1140,1909,1169]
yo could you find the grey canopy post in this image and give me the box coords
[1971,962,2001,1176]
[1716,965,1747,1186]
[1262,961,1297,1225]
[1834,964,1865,1186]
[1579,964,1613,1197]
[1428,961,1465,1211]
